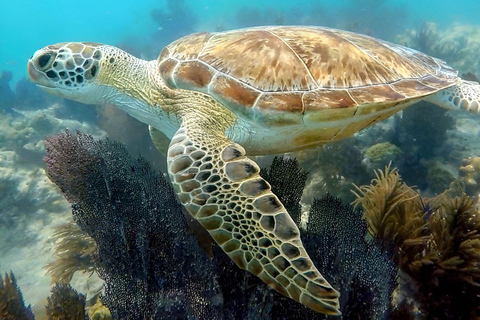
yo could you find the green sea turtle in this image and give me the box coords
[27,26,480,315]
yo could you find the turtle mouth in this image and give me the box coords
[27,60,56,88]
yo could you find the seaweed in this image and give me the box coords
[353,166,480,318]
[0,271,34,320]
[45,221,97,284]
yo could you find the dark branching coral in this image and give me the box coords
[45,284,87,320]
[0,271,34,320]
[44,130,222,320]
[45,132,398,319]
[260,156,307,225]
[305,195,397,320]
[353,166,480,319]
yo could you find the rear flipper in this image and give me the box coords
[426,79,480,113]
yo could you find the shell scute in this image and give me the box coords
[211,74,260,109]
[158,58,177,88]
[256,92,304,113]
[390,79,437,97]
[303,90,356,111]
[348,84,405,105]
[174,60,214,90]
[166,32,211,60]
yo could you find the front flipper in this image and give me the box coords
[167,121,340,315]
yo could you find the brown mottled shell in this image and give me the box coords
[158,26,458,128]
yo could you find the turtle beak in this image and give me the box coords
[27,58,55,88]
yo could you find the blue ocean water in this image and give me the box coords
[2,0,480,318]
[2,0,480,86]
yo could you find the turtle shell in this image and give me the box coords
[158,26,458,134]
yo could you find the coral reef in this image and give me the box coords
[390,101,455,190]
[459,156,480,196]
[0,95,105,305]
[393,102,454,161]
[13,78,53,110]
[364,142,402,170]
[86,296,112,320]
[45,221,97,284]
[298,138,370,204]
[0,271,34,320]
[353,166,480,319]
[45,284,87,320]
[95,105,165,171]
[426,162,455,194]
[44,131,399,319]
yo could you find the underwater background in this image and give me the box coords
[2,0,480,319]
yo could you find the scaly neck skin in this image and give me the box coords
[97,51,164,112]
[97,47,237,137]
[94,49,180,133]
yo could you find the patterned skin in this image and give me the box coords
[27,26,480,315]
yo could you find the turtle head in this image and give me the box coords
[28,42,177,130]
[27,42,109,103]
[28,42,158,108]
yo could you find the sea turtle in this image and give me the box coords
[27,26,480,315]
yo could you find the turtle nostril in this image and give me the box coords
[37,53,53,69]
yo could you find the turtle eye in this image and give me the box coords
[36,52,55,70]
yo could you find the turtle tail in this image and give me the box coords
[426,79,480,113]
